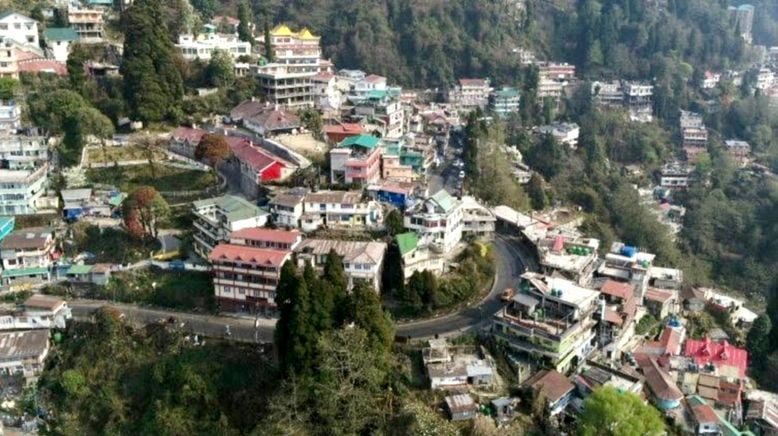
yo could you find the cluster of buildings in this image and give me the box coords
[591,80,655,123]
[482,203,775,434]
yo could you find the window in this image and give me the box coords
[238,288,245,295]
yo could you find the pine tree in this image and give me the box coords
[323,250,348,324]
[121,0,184,122]
[237,2,253,43]
[528,174,548,211]
[275,261,315,375]
[345,281,395,353]
[264,19,274,62]
[748,314,773,369]
[382,242,405,299]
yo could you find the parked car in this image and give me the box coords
[458,170,466,179]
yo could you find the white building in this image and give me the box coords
[0,128,48,169]
[0,164,49,215]
[0,39,17,78]
[537,122,580,148]
[254,25,330,109]
[756,68,774,90]
[268,191,305,228]
[301,190,382,232]
[295,239,387,292]
[67,8,104,43]
[404,190,463,254]
[176,33,251,60]
[0,12,38,47]
[311,71,341,111]
[448,78,491,111]
[0,227,55,272]
[43,27,79,63]
[461,196,496,240]
[659,162,693,188]
[0,99,20,131]
[191,195,269,257]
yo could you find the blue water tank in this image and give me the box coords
[668,318,681,328]
[620,245,637,257]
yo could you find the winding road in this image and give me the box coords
[69,232,535,343]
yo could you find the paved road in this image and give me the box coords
[69,300,274,343]
[69,232,535,343]
[395,233,530,339]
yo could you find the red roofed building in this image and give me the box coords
[638,323,685,357]
[684,338,748,378]
[169,126,208,158]
[644,287,678,319]
[227,138,294,185]
[228,228,302,250]
[17,59,66,75]
[324,122,364,144]
[210,243,292,311]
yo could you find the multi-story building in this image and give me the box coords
[0,329,50,378]
[591,81,624,107]
[0,38,18,78]
[489,87,520,117]
[67,8,104,43]
[659,162,693,188]
[191,195,269,257]
[353,74,387,97]
[538,62,576,82]
[43,27,79,63]
[536,233,600,286]
[702,71,721,89]
[395,232,446,279]
[448,78,491,112]
[268,190,305,228]
[756,68,774,90]
[0,163,48,215]
[294,239,387,292]
[0,99,20,131]
[210,243,292,311]
[255,25,330,108]
[228,227,302,251]
[537,78,565,99]
[537,122,580,148]
[492,272,599,373]
[311,71,341,111]
[682,127,708,148]
[624,82,654,123]
[461,196,496,240]
[404,190,464,253]
[0,128,48,170]
[729,4,755,43]
[724,139,751,161]
[0,12,38,47]
[596,242,656,304]
[176,33,251,60]
[329,134,382,185]
[301,190,382,231]
[0,227,55,285]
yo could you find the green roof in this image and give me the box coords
[430,190,457,213]
[67,264,93,275]
[2,267,49,278]
[108,192,127,207]
[44,27,79,42]
[494,87,520,99]
[367,89,388,100]
[338,134,380,150]
[396,232,418,256]
[193,195,266,222]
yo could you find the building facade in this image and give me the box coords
[191,195,269,257]
[404,190,464,254]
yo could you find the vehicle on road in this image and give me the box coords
[458,170,466,179]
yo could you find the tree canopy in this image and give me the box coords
[578,386,665,436]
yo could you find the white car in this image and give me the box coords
[459,170,466,178]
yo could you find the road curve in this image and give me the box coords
[68,232,534,343]
[395,233,530,339]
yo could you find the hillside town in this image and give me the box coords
[0,0,773,434]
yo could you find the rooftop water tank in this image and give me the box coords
[620,245,637,258]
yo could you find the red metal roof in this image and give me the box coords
[684,338,748,377]
[635,354,684,402]
[171,127,207,144]
[229,228,300,244]
[600,280,634,301]
[324,123,363,135]
[692,403,719,424]
[209,244,290,266]
[527,369,574,403]
[364,74,386,83]
[229,139,288,173]
[645,287,674,303]
[603,308,624,326]
[18,59,66,75]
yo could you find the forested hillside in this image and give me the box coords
[196,0,752,88]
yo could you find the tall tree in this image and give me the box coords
[747,314,773,369]
[122,186,170,239]
[195,134,232,167]
[344,281,395,353]
[382,242,405,299]
[578,386,665,436]
[121,0,184,122]
[527,173,548,211]
[263,19,274,62]
[383,209,404,236]
[206,49,236,88]
[237,1,254,43]
[274,261,315,375]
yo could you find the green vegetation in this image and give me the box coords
[393,243,495,317]
[40,309,275,434]
[86,164,216,193]
[635,314,659,336]
[121,0,184,122]
[86,145,167,165]
[68,223,157,264]
[72,268,216,312]
[578,386,665,436]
